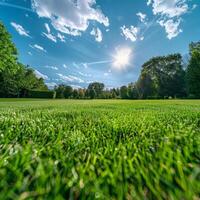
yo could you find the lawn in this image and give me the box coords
[0,99,200,199]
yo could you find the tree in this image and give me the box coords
[0,22,48,98]
[88,88,96,99]
[64,85,73,99]
[189,41,200,53]
[120,86,128,99]
[137,72,153,99]
[55,84,65,99]
[186,42,200,98]
[87,82,104,99]
[0,64,48,97]
[127,83,139,99]
[137,54,186,99]
[110,88,118,99]
[72,89,79,99]
[0,21,18,73]
[19,66,48,97]
[78,88,85,99]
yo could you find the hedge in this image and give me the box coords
[27,90,56,99]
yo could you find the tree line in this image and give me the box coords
[55,43,200,99]
[0,21,200,99]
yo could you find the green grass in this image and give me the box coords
[0,99,200,200]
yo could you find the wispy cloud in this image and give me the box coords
[57,73,84,83]
[121,25,139,42]
[34,70,48,80]
[0,2,33,12]
[63,64,68,69]
[42,23,57,43]
[57,33,65,43]
[83,60,112,66]
[45,65,58,70]
[30,44,47,53]
[46,82,57,88]
[11,22,30,37]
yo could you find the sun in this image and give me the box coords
[112,47,132,70]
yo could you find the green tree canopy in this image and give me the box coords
[120,86,128,99]
[186,41,200,98]
[0,21,18,73]
[137,54,186,99]
[64,85,73,99]
[0,64,48,97]
[87,82,105,99]
[0,21,48,97]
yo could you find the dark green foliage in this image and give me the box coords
[189,41,200,54]
[27,90,56,99]
[54,84,65,98]
[0,21,48,98]
[137,54,186,99]
[120,85,129,99]
[55,84,74,99]
[0,64,48,98]
[64,85,73,98]
[87,82,105,99]
[0,21,18,73]
[187,42,200,98]
[72,89,79,99]
[127,83,139,99]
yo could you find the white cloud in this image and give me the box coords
[147,0,152,6]
[11,22,30,37]
[192,4,198,10]
[42,23,57,42]
[78,71,92,77]
[31,0,109,36]
[57,73,84,83]
[148,0,188,18]
[121,25,139,42]
[83,63,88,69]
[70,84,82,89]
[43,32,57,42]
[34,70,48,80]
[28,51,32,56]
[136,12,147,23]
[63,64,68,69]
[57,33,65,42]
[46,82,57,88]
[147,0,189,39]
[158,19,182,39]
[30,44,47,52]
[90,27,103,42]
[45,65,58,70]
[45,23,50,33]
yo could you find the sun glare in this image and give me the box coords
[112,47,132,70]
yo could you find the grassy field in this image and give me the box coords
[0,99,200,200]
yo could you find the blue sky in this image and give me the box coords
[0,0,199,89]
